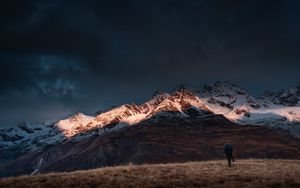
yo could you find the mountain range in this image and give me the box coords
[1,81,300,177]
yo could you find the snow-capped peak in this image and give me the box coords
[89,88,212,130]
[200,82,262,118]
[268,86,300,106]
[202,81,247,96]
[56,113,95,138]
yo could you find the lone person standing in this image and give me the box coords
[225,144,234,167]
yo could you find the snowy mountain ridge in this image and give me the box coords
[1,82,300,151]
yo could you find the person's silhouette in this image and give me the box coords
[224,144,234,167]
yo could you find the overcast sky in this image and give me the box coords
[0,0,300,127]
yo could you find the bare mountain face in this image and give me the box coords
[262,85,300,106]
[1,82,300,177]
[1,114,300,177]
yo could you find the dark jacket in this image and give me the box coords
[225,144,233,156]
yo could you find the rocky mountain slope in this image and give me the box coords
[1,114,300,177]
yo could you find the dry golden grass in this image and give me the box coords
[1,159,300,188]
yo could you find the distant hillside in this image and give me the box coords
[1,159,300,188]
[2,114,300,177]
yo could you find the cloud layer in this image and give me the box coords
[0,0,300,127]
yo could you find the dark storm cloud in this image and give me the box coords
[0,1,104,60]
[0,0,300,127]
[0,54,85,95]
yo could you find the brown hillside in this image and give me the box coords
[1,115,300,177]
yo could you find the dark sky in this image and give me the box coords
[0,0,300,127]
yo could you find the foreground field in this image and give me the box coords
[1,159,300,188]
